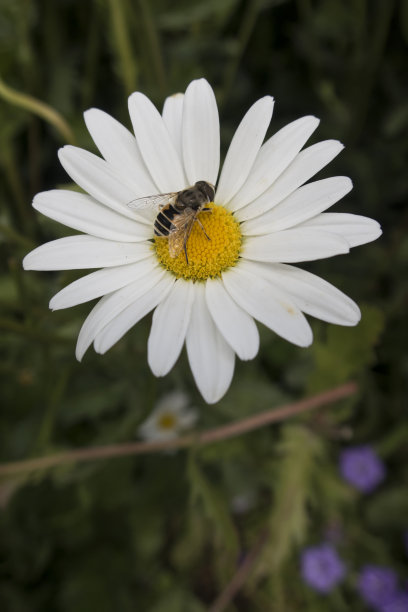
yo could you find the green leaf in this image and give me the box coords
[59,382,128,424]
[149,589,206,612]
[255,425,325,577]
[308,304,385,392]
[158,0,240,31]
[187,454,239,568]
[171,513,207,570]
[215,365,289,419]
[365,487,408,530]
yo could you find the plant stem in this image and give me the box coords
[0,76,75,144]
[0,382,357,477]
[0,223,34,249]
[0,318,72,345]
[137,0,167,97]
[220,0,261,107]
[347,0,395,141]
[209,528,269,612]
[107,0,138,96]
[1,148,32,234]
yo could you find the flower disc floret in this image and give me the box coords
[158,413,177,430]
[154,203,242,280]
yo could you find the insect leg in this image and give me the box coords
[182,217,198,264]
[196,218,211,241]
[183,241,189,265]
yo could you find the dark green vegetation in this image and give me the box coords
[0,1,407,610]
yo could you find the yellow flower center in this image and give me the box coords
[154,203,242,280]
[157,412,177,430]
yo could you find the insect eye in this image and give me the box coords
[197,182,215,201]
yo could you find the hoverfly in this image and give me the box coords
[128,180,215,264]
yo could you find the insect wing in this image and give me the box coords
[127,192,177,210]
[167,209,197,258]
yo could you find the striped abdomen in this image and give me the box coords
[154,204,179,237]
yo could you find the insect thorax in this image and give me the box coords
[176,181,215,210]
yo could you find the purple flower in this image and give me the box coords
[339,445,386,493]
[357,566,398,609]
[301,544,346,593]
[381,592,408,612]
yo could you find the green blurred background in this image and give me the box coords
[0,0,407,610]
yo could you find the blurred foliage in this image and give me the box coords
[0,0,407,610]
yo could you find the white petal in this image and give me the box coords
[33,190,151,242]
[186,284,235,404]
[182,79,220,186]
[222,264,313,347]
[237,139,345,221]
[128,92,186,192]
[75,265,169,360]
[205,278,259,360]
[58,146,146,222]
[83,108,157,195]
[241,177,353,235]
[178,409,198,429]
[162,93,184,160]
[50,259,155,310]
[297,213,382,247]
[242,229,350,263]
[139,422,178,442]
[227,116,320,212]
[155,390,189,413]
[23,236,152,271]
[148,279,194,376]
[93,273,175,355]
[215,96,274,205]
[243,261,361,326]
[139,419,169,442]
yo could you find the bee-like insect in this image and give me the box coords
[128,180,215,264]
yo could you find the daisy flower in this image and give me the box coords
[23,79,382,403]
[138,390,197,442]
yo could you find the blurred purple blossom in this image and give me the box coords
[381,592,408,612]
[339,445,386,493]
[300,544,346,593]
[357,565,398,609]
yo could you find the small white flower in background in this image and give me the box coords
[138,391,197,442]
[23,79,382,404]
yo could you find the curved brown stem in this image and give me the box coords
[0,382,357,477]
[209,529,269,612]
